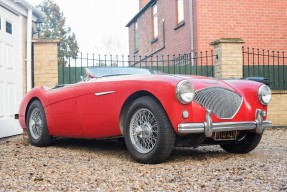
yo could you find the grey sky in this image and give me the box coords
[29,0,139,55]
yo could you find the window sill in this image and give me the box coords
[151,37,158,44]
[174,21,185,31]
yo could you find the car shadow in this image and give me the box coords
[51,137,127,151]
[49,137,234,163]
[48,137,129,161]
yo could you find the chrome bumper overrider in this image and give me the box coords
[178,109,272,137]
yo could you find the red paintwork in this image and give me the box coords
[18,74,267,138]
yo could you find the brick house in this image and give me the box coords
[126,0,287,57]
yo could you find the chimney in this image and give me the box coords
[139,0,150,9]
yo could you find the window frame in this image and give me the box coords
[134,21,139,52]
[176,0,184,25]
[152,3,158,40]
[6,20,12,35]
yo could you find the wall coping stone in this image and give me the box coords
[210,38,245,45]
[32,38,60,43]
[272,90,287,94]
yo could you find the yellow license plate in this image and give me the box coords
[214,131,237,141]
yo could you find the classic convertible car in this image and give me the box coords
[16,67,272,164]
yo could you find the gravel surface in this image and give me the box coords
[0,128,286,191]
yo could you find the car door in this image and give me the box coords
[45,84,83,137]
[75,81,121,138]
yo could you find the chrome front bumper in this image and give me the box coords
[178,109,272,137]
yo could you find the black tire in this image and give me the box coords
[26,100,52,147]
[124,96,175,164]
[220,132,263,154]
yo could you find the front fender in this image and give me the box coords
[18,87,48,129]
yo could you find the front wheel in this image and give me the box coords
[26,100,52,147]
[220,131,263,154]
[124,96,175,164]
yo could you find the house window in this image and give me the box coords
[6,21,12,34]
[135,22,139,50]
[152,4,158,39]
[177,0,184,24]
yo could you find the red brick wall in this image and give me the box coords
[131,2,164,57]
[194,0,287,52]
[128,23,135,56]
[163,0,191,55]
[129,0,287,57]
[129,0,192,57]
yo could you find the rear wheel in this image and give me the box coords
[220,131,263,154]
[124,96,175,164]
[26,100,52,147]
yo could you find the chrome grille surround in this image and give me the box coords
[193,87,243,119]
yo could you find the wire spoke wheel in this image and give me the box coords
[124,96,175,164]
[29,108,44,140]
[220,131,263,154]
[26,100,52,147]
[129,108,158,154]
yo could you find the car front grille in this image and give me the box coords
[193,87,243,119]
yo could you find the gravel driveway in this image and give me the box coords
[0,128,286,191]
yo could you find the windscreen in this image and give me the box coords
[86,67,156,78]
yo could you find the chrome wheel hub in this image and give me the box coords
[130,108,158,154]
[135,123,153,139]
[29,108,43,140]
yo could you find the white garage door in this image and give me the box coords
[0,6,23,138]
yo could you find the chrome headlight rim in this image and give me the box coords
[176,80,195,104]
[258,84,272,105]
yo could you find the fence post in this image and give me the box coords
[211,38,245,79]
[33,39,60,87]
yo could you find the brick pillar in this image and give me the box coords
[210,38,245,79]
[33,39,60,87]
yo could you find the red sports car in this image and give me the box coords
[16,67,272,164]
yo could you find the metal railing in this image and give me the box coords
[58,51,215,84]
[242,47,287,90]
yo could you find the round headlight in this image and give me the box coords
[176,80,195,104]
[258,84,272,105]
